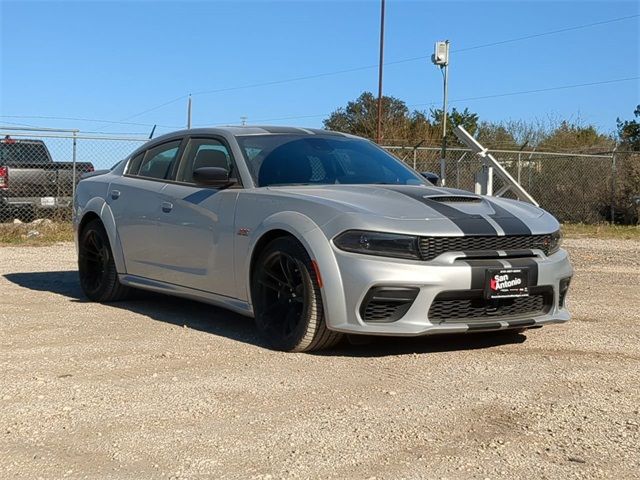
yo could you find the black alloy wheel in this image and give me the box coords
[78,219,130,302]
[252,236,342,352]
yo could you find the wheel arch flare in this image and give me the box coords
[244,211,348,326]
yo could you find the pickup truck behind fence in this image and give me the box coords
[0,136,94,221]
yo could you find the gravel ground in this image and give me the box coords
[1,238,639,479]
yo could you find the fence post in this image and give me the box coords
[610,147,617,225]
[456,151,467,189]
[413,149,416,170]
[72,129,78,211]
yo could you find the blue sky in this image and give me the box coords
[1,0,638,138]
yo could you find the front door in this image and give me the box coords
[153,137,240,297]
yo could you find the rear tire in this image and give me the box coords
[78,219,130,302]
[251,236,342,352]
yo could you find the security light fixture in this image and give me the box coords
[431,41,449,66]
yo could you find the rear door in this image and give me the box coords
[153,136,240,296]
[108,139,184,279]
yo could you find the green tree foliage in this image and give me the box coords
[617,105,640,151]
[614,106,640,223]
[537,121,613,152]
[322,91,438,145]
[476,122,519,149]
[429,107,479,147]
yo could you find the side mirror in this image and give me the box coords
[193,167,232,187]
[420,172,440,185]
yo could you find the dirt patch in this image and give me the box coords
[1,239,638,479]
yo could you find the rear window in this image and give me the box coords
[0,141,50,164]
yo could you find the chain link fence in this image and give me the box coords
[1,127,638,226]
[384,145,640,224]
[1,128,146,224]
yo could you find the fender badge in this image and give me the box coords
[237,228,250,236]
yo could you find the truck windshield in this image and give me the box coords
[236,135,425,187]
[0,142,50,164]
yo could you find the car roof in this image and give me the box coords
[149,126,360,142]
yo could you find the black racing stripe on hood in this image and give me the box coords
[464,258,539,289]
[379,186,498,236]
[506,258,539,286]
[464,259,504,289]
[483,198,532,235]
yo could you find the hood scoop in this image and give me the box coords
[426,195,483,203]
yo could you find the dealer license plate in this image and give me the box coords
[485,268,529,299]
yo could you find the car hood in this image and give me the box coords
[265,184,555,236]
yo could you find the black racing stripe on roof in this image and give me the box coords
[257,126,312,134]
[305,128,348,136]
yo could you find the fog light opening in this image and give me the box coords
[559,277,572,309]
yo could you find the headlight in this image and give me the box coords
[333,230,421,260]
[548,230,562,255]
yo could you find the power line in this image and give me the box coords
[209,75,639,125]
[119,94,190,121]
[5,8,638,133]
[410,76,640,107]
[4,75,637,132]
[120,13,639,121]
[0,114,181,129]
[454,14,640,53]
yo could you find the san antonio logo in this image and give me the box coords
[490,273,523,291]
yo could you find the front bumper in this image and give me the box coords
[322,247,573,336]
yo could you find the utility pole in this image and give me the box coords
[187,94,192,129]
[431,40,450,185]
[376,0,386,144]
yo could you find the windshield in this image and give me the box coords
[236,135,426,187]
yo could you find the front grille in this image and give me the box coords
[428,287,553,323]
[419,234,552,260]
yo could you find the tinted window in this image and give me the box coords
[126,152,145,174]
[176,138,232,183]
[236,135,425,187]
[136,141,182,180]
[0,141,51,164]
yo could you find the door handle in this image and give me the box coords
[111,190,121,200]
[161,201,173,213]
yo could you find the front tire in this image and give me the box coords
[251,236,342,352]
[78,219,130,302]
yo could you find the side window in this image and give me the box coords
[126,152,145,175]
[176,138,232,184]
[136,140,182,180]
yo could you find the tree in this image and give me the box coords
[429,107,479,147]
[614,106,640,223]
[617,105,640,151]
[323,91,438,145]
[476,122,519,149]
[537,121,613,152]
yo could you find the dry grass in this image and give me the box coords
[0,222,74,245]
[562,223,640,240]
[1,221,638,246]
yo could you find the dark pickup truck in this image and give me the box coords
[0,137,94,221]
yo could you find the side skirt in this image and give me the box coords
[119,274,254,318]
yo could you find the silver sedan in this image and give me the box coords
[74,126,573,351]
